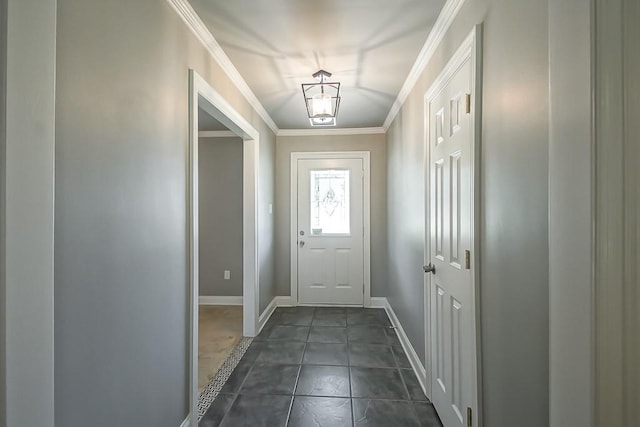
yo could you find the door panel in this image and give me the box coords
[428,57,475,427]
[297,158,364,305]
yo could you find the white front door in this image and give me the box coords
[296,157,364,305]
[427,49,477,426]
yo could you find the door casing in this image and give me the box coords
[188,69,260,426]
[423,25,483,425]
[290,151,371,307]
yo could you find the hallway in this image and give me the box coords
[200,307,442,426]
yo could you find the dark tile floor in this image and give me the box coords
[200,307,443,427]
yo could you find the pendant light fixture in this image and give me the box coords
[301,70,341,127]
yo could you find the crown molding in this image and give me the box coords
[198,130,238,138]
[166,0,279,134]
[382,0,466,131]
[277,127,386,137]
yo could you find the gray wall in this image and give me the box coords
[275,134,387,298]
[54,0,277,425]
[386,0,549,425]
[199,136,243,297]
[0,0,6,424]
[4,1,56,426]
[259,126,277,312]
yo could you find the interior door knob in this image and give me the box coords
[299,241,305,247]
[423,263,436,274]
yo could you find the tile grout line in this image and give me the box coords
[284,307,314,426]
[346,309,357,426]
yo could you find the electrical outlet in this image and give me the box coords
[224,270,230,280]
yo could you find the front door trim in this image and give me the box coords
[290,151,371,307]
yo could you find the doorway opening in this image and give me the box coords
[188,69,260,425]
[290,151,371,307]
[196,108,244,394]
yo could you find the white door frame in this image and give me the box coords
[188,69,260,425]
[423,26,482,424]
[290,151,371,307]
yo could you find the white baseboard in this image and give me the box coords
[368,297,387,308]
[180,414,190,427]
[274,296,295,307]
[258,297,278,333]
[377,297,430,399]
[198,296,243,306]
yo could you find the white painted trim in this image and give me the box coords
[368,297,387,308]
[548,1,594,426]
[383,0,466,130]
[275,296,295,307]
[180,415,191,427]
[377,298,429,398]
[198,296,243,306]
[258,297,278,334]
[290,151,371,307]
[199,130,238,138]
[277,127,385,137]
[423,26,482,427]
[189,69,260,427]
[166,0,278,134]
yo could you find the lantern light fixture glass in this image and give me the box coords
[302,70,341,127]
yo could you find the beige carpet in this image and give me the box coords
[198,305,243,393]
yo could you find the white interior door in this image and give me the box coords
[296,157,364,305]
[427,56,477,427]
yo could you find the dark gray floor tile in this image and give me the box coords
[288,396,352,427]
[412,402,443,427]
[220,362,252,394]
[241,341,265,362]
[350,367,409,400]
[253,325,274,341]
[277,306,315,315]
[267,325,310,341]
[220,394,291,427]
[401,369,428,401]
[392,346,412,368]
[200,393,235,427]
[256,341,305,364]
[352,399,421,427]
[348,344,396,368]
[314,307,347,315]
[347,309,391,326]
[303,342,349,366]
[385,328,402,346]
[275,307,315,326]
[347,325,389,344]
[308,326,348,343]
[313,311,347,327]
[240,363,300,395]
[295,365,350,397]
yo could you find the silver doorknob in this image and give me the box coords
[299,241,305,247]
[423,263,436,274]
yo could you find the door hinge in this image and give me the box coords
[465,250,471,269]
[467,407,473,427]
[465,93,472,114]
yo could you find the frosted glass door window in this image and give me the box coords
[310,169,350,235]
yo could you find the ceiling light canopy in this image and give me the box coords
[302,70,341,127]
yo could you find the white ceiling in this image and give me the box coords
[188,0,445,130]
